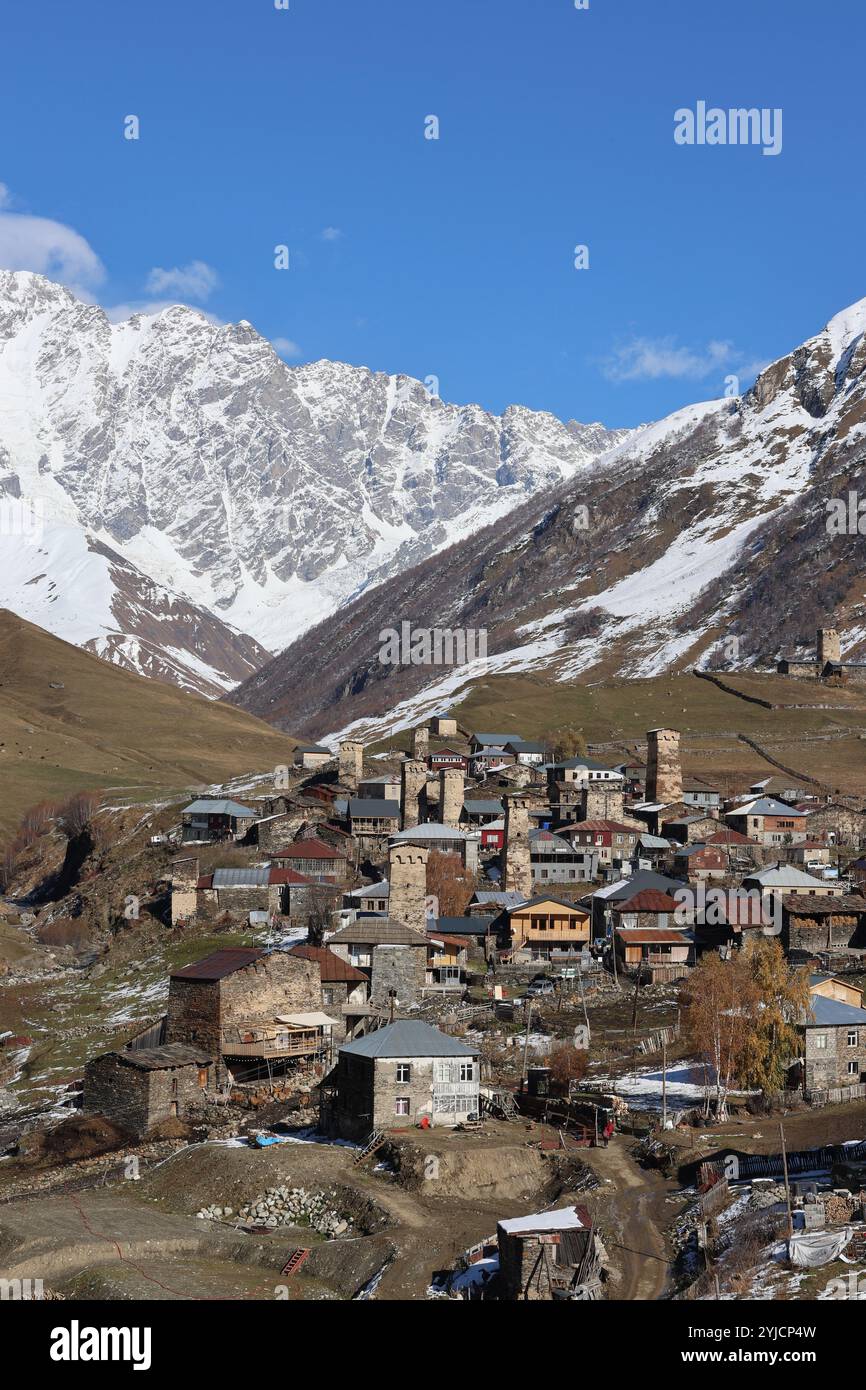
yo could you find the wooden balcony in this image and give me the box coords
[221,1025,325,1059]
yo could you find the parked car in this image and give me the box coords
[525,978,556,998]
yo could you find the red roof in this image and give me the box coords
[564,820,639,835]
[267,866,318,885]
[705,829,753,846]
[289,944,367,982]
[195,874,214,890]
[272,838,345,860]
[613,889,680,914]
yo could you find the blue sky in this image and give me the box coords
[0,0,863,428]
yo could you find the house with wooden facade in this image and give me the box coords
[502,896,591,963]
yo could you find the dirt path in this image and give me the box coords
[581,1136,672,1300]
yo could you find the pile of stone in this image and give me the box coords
[823,1190,858,1224]
[197,1186,352,1238]
[748,1182,788,1210]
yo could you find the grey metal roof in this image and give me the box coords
[435,915,496,935]
[212,867,270,888]
[463,799,504,815]
[348,798,401,818]
[182,798,256,817]
[472,732,523,746]
[731,797,808,817]
[345,879,389,899]
[391,821,467,840]
[806,997,866,1027]
[340,1020,478,1058]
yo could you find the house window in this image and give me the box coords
[848,1061,859,1077]
[814,1034,827,1050]
[394,1097,410,1116]
[459,1061,475,1082]
[396,1063,411,1083]
[848,1030,858,1048]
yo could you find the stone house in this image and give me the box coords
[83,1044,215,1138]
[342,879,390,914]
[293,742,332,770]
[799,995,866,1092]
[390,821,480,873]
[497,1206,596,1301]
[430,715,459,737]
[191,865,330,923]
[165,947,324,1081]
[327,919,428,1008]
[782,894,866,953]
[803,804,866,850]
[348,798,401,854]
[319,1020,480,1141]
[742,863,845,905]
[180,798,257,844]
[724,798,810,845]
[529,829,591,885]
[661,814,720,846]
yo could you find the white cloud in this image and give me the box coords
[0,207,105,293]
[271,336,302,358]
[601,336,738,383]
[145,259,219,301]
[321,226,342,242]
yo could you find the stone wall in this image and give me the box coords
[581,784,625,822]
[339,740,364,791]
[439,768,464,828]
[170,855,200,925]
[400,758,428,829]
[165,955,322,1057]
[83,1053,213,1137]
[369,944,427,1009]
[388,843,429,933]
[503,795,532,898]
[805,1024,866,1090]
[412,726,429,760]
[646,728,682,805]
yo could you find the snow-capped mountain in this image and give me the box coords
[0,271,630,695]
[229,296,866,742]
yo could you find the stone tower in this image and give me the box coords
[412,725,429,760]
[400,758,428,830]
[817,627,841,672]
[438,768,464,829]
[503,794,532,899]
[582,782,625,823]
[388,842,429,935]
[645,728,682,806]
[338,739,364,792]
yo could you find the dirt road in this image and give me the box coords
[581,1135,673,1300]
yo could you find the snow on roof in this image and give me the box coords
[499,1205,587,1236]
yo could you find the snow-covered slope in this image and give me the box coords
[0,271,630,694]
[229,296,866,741]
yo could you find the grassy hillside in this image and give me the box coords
[0,610,298,840]
[373,669,866,796]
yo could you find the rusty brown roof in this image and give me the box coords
[612,890,680,914]
[289,944,368,982]
[171,948,266,981]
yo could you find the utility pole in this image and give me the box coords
[662,1033,668,1131]
[521,1000,533,1086]
[779,1120,794,1241]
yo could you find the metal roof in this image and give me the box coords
[463,799,504,815]
[182,799,256,817]
[340,1020,478,1059]
[348,798,401,818]
[391,821,467,840]
[806,996,866,1027]
[171,948,266,981]
[212,867,270,888]
[289,944,368,982]
[111,1044,214,1071]
[471,732,523,746]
